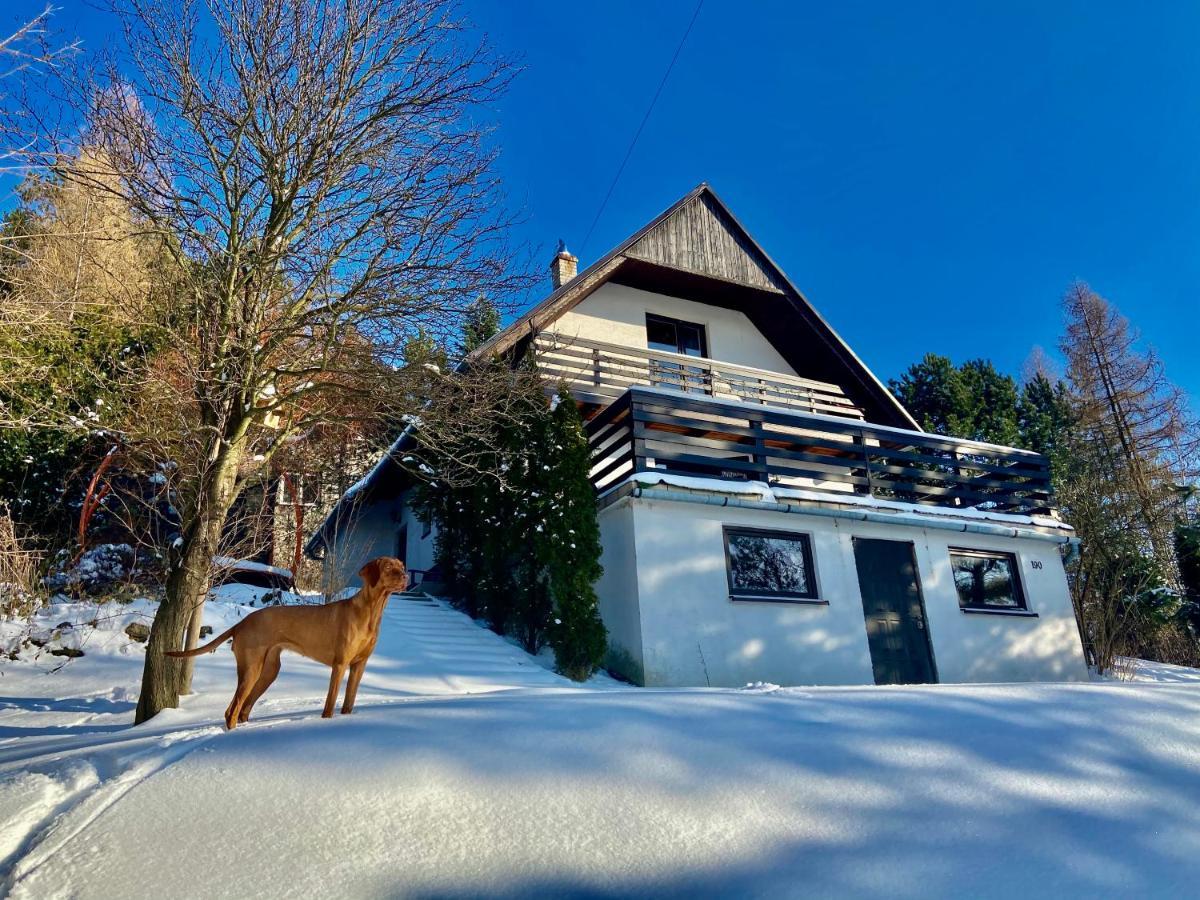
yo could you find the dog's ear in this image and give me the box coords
[358,558,382,587]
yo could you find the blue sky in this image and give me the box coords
[12,1,1200,399]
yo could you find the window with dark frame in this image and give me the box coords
[949,549,1027,611]
[645,313,707,357]
[724,527,819,601]
[646,313,709,394]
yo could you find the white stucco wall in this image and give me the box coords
[322,496,402,592]
[321,490,438,592]
[594,502,645,682]
[600,495,1088,688]
[554,282,798,376]
[395,494,439,581]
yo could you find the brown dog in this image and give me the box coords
[167,557,408,730]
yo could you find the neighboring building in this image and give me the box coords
[308,184,1088,687]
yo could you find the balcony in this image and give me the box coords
[584,387,1055,516]
[534,332,865,420]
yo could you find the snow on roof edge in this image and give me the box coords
[614,471,1072,534]
[304,426,416,557]
[211,555,294,579]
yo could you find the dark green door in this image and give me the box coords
[853,538,937,685]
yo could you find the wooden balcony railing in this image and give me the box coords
[534,332,864,420]
[585,387,1055,515]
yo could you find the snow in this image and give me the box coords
[210,555,294,581]
[2,592,1200,897]
[623,472,1073,533]
[42,544,136,595]
[1095,658,1200,684]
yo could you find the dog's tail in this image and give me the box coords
[165,624,239,659]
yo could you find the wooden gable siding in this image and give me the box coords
[626,192,787,293]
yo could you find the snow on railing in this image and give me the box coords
[584,387,1054,515]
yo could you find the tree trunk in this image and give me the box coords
[134,446,242,723]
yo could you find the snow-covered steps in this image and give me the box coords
[349,592,591,699]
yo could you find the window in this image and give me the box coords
[646,313,707,357]
[950,549,1027,611]
[646,314,709,394]
[300,475,322,507]
[724,527,819,602]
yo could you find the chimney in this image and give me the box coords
[550,239,578,289]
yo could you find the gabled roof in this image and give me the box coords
[471,184,919,430]
[307,183,921,558]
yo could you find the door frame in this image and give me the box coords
[852,537,939,685]
[395,524,408,568]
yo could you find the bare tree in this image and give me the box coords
[1061,282,1195,566]
[0,6,80,182]
[10,0,529,722]
[1058,282,1198,672]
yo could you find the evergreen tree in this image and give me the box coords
[1017,373,1075,474]
[958,359,1020,446]
[413,381,606,680]
[889,354,1020,444]
[541,392,607,679]
[402,327,449,372]
[890,353,970,436]
[459,296,502,356]
[0,160,170,546]
[1176,521,1200,602]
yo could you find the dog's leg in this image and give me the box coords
[341,661,366,715]
[225,653,251,730]
[322,664,346,719]
[239,647,282,723]
[226,653,264,731]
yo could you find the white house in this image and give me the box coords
[308,184,1089,687]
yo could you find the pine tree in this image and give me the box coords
[1177,521,1200,602]
[958,360,1020,446]
[402,327,449,372]
[1017,373,1074,472]
[890,354,971,436]
[890,354,1021,444]
[459,296,502,356]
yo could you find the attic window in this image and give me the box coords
[646,314,708,394]
[646,314,707,357]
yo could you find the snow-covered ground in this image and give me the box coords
[3,592,1200,898]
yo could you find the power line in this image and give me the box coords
[579,0,705,255]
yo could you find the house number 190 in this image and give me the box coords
[1030,560,1043,570]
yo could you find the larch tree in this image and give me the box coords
[1058,282,1198,671]
[0,154,172,546]
[10,0,529,722]
[1060,282,1194,568]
